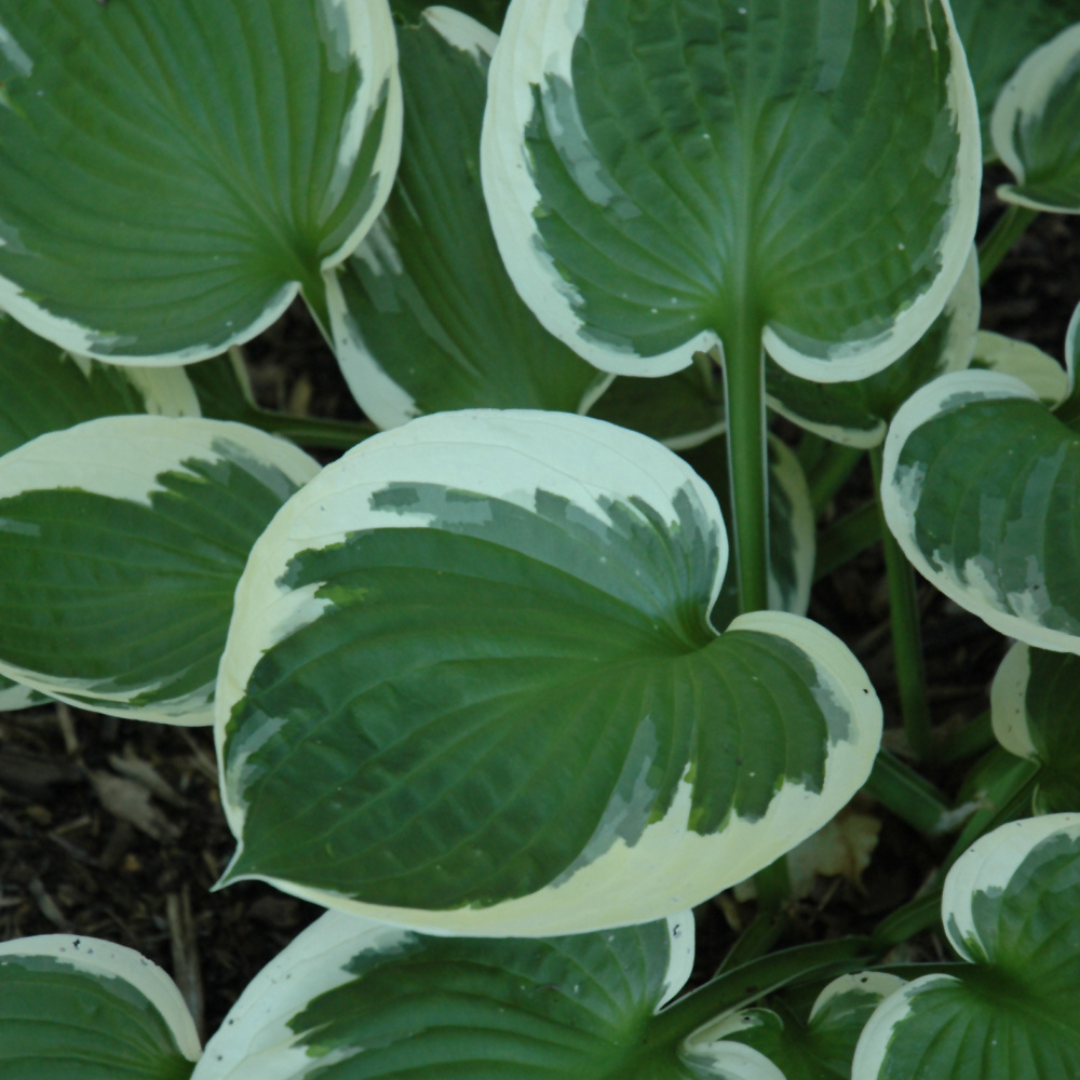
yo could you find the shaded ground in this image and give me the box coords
[1,183,1077,1039]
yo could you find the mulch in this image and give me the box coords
[1,176,1078,1038]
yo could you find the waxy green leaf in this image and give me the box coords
[590,359,727,450]
[763,249,980,448]
[328,8,602,428]
[992,643,1080,814]
[0,314,199,458]
[950,0,1080,159]
[690,972,906,1080]
[195,910,701,1080]
[0,416,319,723]
[0,0,402,363]
[481,0,980,381]
[217,410,880,934]
[881,302,1080,653]
[852,814,1080,1080]
[992,22,1080,213]
[0,935,199,1080]
[969,329,1071,407]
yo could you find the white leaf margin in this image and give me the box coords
[325,8,498,432]
[764,244,981,448]
[849,973,961,1080]
[0,415,320,724]
[193,909,695,1079]
[480,0,981,383]
[971,330,1069,407]
[992,22,1080,214]
[215,409,880,935]
[989,642,1039,761]
[881,368,1080,655]
[942,811,1080,964]
[0,933,201,1065]
[0,0,402,366]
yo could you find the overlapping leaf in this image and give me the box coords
[992,643,1080,813]
[481,0,980,381]
[680,435,816,629]
[0,0,402,363]
[590,359,727,450]
[0,313,199,458]
[0,416,319,723]
[992,23,1080,213]
[216,410,880,934]
[763,249,980,447]
[327,8,602,428]
[688,972,905,1080]
[0,935,199,1080]
[852,814,1080,1080]
[881,301,1080,652]
[196,911,698,1080]
[950,0,1080,157]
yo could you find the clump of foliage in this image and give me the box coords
[0,0,1079,1077]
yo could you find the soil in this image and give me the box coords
[1,174,1078,1041]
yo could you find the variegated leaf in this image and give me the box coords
[0,416,319,723]
[216,410,880,934]
[0,0,402,363]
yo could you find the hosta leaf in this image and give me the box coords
[195,910,698,1080]
[216,410,880,935]
[881,366,1080,653]
[763,248,980,448]
[389,0,511,33]
[680,435,816,629]
[589,359,727,450]
[481,0,980,380]
[0,934,199,1080]
[852,814,1080,1080]
[0,314,199,458]
[0,416,319,724]
[969,329,1070,407]
[991,643,1080,813]
[949,0,1080,159]
[992,23,1080,213]
[690,972,905,1080]
[327,7,602,428]
[0,0,402,363]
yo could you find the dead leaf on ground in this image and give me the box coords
[88,770,182,842]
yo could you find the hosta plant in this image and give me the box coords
[0,0,1079,1076]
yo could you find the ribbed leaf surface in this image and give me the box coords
[0,935,198,1080]
[950,0,1080,158]
[0,416,319,723]
[764,249,980,448]
[217,410,880,935]
[0,0,401,362]
[481,0,980,380]
[194,910,697,1080]
[329,8,600,428]
[853,815,1080,1080]
[0,314,199,458]
[882,369,1080,653]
